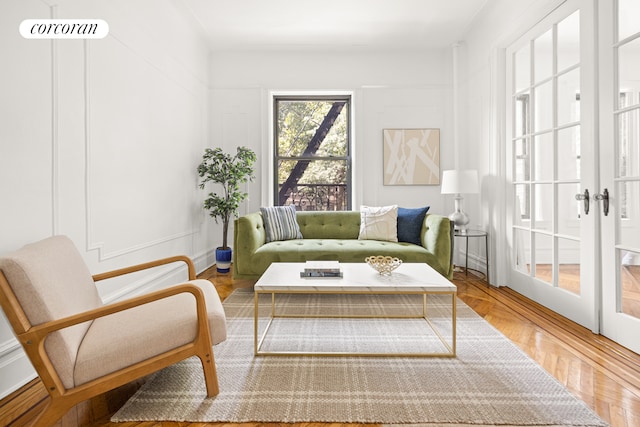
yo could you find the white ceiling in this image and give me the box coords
[182,0,489,51]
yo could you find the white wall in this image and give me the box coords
[0,0,212,398]
[209,49,455,222]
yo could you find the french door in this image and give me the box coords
[506,0,640,352]
[599,0,640,354]
[505,0,599,331]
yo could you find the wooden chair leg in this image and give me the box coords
[198,351,220,397]
[30,396,75,427]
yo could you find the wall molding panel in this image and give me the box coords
[83,31,204,262]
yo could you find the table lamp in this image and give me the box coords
[441,169,479,233]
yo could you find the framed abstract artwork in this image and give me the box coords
[383,128,440,185]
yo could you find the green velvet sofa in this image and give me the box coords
[233,210,454,280]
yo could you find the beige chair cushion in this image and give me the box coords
[0,236,101,389]
[74,279,226,386]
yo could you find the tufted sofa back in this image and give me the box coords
[295,211,361,239]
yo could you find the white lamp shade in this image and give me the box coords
[441,169,479,194]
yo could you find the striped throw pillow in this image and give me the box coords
[260,205,303,242]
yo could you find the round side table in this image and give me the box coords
[453,229,489,282]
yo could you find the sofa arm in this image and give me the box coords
[422,214,454,279]
[233,212,266,278]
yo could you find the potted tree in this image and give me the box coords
[197,146,257,273]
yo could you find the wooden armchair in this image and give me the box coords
[0,235,227,426]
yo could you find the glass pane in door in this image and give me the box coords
[534,29,553,83]
[617,110,640,178]
[515,93,530,137]
[533,183,553,231]
[621,249,640,318]
[534,81,553,131]
[618,0,640,41]
[514,228,531,273]
[533,133,553,181]
[515,138,530,182]
[514,183,530,221]
[558,183,581,237]
[557,10,580,71]
[617,37,640,109]
[558,68,581,125]
[558,237,580,294]
[534,232,554,284]
[515,44,531,92]
[557,126,581,180]
[618,181,640,247]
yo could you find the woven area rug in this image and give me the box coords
[112,289,607,426]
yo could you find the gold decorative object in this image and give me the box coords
[365,256,403,275]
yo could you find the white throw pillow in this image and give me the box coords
[358,205,398,242]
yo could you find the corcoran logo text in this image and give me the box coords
[20,19,109,39]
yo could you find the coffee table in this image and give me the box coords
[254,262,457,357]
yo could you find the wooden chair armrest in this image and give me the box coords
[92,255,196,282]
[23,283,207,342]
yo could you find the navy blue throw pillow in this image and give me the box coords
[397,206,430,245]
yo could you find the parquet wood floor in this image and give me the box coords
[3,267,640,427]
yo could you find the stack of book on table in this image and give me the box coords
[300,260,343,278]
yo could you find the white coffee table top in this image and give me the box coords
[254,262,456,293]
